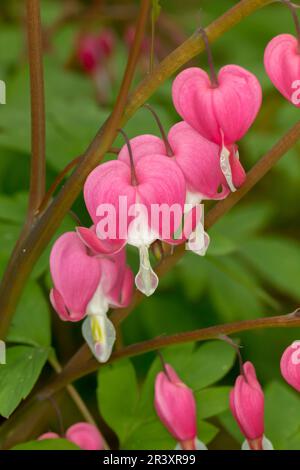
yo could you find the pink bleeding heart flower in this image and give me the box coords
[280,340,300,392]
[264,34,300,107]
[77,30,115,75]
[39,423,104,450]
[230,361,265,450]
[77,35,99,74]
[50,231,133,362]
[117,132,207,253]
[117,125,245,200]
[172,65,261,191]
[154,364,201,450]
[117,126,245,255]
[168,122,245,200]
[84,154,186,296]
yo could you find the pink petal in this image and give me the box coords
[264,34,300,107]
[230,362,264,440]
[172,65,262,145]
[76,226,125,255]
[50,232,101,319]
[66,423,104,450]
[118,134,166,166]
[169,121,245,198]
[280,341,300,392]
[38,432,60,441]
[154,364,197,441]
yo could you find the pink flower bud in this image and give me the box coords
[230,362,264,448]
[154,364,197,449]
[66,422,104,451]
[264,34,300,107]
[38,432,60,440]
[38,423,104,450]
[280,340,300,392]
[77,35,99,74]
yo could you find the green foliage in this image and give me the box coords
[1,0,300,450]
[265,382,300,450]
[7,281,51,348]
[97,359,139,445]
[12,439,80,450]
[97,343,235,449]
[0,346,49,418]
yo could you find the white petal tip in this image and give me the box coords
[82,315,116,363]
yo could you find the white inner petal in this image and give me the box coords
[241,436,274,450]
[86,282,109,317]
[135,244,159,297]
[127,203,158,247]
[82,314,116,363]
[220,144,236,193]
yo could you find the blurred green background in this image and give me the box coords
[0,0,300,450]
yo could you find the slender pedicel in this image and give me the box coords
[143,103,174,156]
[219,334,245,377]
[198,28,219,87]
[282,0,300,46]
[118,128,138,185]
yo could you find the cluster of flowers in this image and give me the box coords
[37,341,300,451]
[50,19,300,367]
[154,339,300,451]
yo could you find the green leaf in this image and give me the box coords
[198,421,219,445]
[208,231,237,256]
[7,281,51,347]
[205,257,264,321]
[265,381,300,450]
[123,420,175,450]
[180,341,236,390]
[240,236,300,301]
[0,346,49,418]
[97,359,139,445]
[195,386,231,420]
[218,409,243,444]
[177,253,208,301]
[12,439,80,450]
[212,203,274,241]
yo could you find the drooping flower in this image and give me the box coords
[77,30,115,75]
[83,152,186,297]
[230,361,273,450]
[49,231,133,362]
[39,422,104,450]
[280,340,300,392]
[154,363,207,450]
[172,65,261,191]
[264,34,300,107]
[118,123,246,201]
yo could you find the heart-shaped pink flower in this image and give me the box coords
[172,65,262,146]
[84,155,186,295]
[50,231,133,362]
[264,34,300,107]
